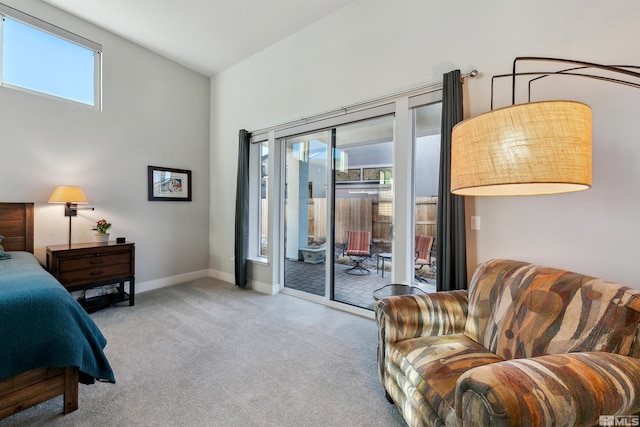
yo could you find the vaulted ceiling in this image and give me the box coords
[43,0,354,76]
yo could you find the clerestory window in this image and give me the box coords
[0,3,102,108]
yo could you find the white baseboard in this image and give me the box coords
[207,268,234,284]
[136,269,210,293]
[136,268,279,296]
[207,268,278,295]
[248,279,279,295]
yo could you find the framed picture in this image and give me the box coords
[147,166,192,201]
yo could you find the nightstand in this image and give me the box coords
[46,241,135,312]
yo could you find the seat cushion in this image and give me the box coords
[390,334,503,425]
[347,249,369,256]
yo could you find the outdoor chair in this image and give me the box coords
[414,234,434,282]
[344,230,372,275]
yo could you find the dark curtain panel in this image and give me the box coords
[436,70,468,291]
[234,129,250,288]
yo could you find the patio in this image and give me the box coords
[284,258,436,310]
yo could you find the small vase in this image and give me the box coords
[95,233,110,243]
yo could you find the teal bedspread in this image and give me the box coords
[0,252,115,383]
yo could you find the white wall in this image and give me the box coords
[211,0,640,289]
[0,0,211,288]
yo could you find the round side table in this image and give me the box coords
[372,284,426,301]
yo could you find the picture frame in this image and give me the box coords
[147,166,192,201]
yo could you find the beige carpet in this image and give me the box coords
[1,277,405,426]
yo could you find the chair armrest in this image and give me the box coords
[414,249,434,262]
[456,352,640,426]
[375,291,468,397]
[375,290,468,344]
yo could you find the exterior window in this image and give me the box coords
[249,137,269,260]
[259,141,269,257]
[0,5,101,107]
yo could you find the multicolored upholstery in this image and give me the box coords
[375,259,640,426]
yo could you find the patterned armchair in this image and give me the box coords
[375,259,640,426]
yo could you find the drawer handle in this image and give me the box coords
[90,260,104,264]
[90,271,104,276]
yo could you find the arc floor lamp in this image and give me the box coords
[451,57,640,196]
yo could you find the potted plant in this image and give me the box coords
[93,219,112,242]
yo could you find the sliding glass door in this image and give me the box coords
[412,102,441,288]
[332,116,394,309]
[283,131,329,297]
[276,96,442,312]
[281,116,395,310]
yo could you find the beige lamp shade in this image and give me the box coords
[451,101,592,196]
[48,186,89,203]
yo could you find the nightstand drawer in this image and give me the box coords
[58,252,131,272]
[59,262,132,286]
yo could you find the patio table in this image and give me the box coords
[377,252,392,278]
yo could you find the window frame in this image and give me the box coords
[0,3,102,109]
[410,91,443,285]
[249,133,269,261]
[247,89,446,303]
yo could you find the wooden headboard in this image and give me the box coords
[0,203,34,253]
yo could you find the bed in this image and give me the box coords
[0,202,115,420]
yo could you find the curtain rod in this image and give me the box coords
[249,70,478,136]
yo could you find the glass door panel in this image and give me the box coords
[413,102,441,288]
[283,131,329,297]
[332,116,394,309]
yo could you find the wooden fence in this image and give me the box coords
[263,197,437,247]
[309,196,437,245]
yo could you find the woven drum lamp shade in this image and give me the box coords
[451,101,592,196]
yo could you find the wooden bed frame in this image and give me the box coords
[0,202,79,419]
